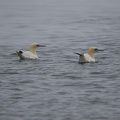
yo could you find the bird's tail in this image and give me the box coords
[16,51,24,59]
[75,52,87,63]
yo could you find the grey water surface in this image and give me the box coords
[0,0,120,120]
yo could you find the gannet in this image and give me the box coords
[75,47,103,63]
[16,42,42,60]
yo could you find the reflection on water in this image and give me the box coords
[0,0,120,120]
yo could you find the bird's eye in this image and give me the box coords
[36,45,40,47]
[94,48,98,52]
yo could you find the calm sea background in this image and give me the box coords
[0,0,120,120]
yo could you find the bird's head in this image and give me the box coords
[87,47,98,58]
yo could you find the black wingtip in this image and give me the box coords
[19,51,23,54]
[16,51,23,55]
[74,52,82,56]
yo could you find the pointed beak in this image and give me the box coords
[37,44,46,47]
[97,49,104,51]
[98,49,104,51]
[94,48,104,52]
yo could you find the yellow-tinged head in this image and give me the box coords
[87,47,98,58]
[29,42,40,54]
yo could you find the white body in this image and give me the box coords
[83,54,95,62]
[19,51,38,59]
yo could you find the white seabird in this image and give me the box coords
[75,47,103,63]
[16,42,43,60]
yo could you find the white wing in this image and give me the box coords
[21,51,38,59]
